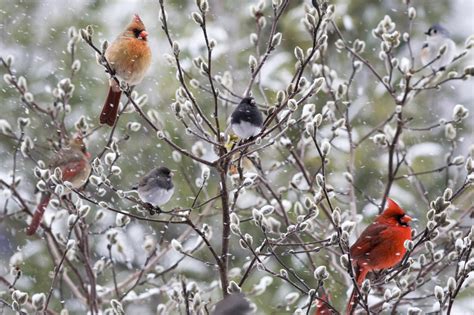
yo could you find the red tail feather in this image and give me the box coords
[346,266,369,315]
[100,86,121,126]
[26,194,50,235]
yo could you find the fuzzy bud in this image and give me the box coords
[314,266,329,280]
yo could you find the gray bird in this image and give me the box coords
[134,167,174,207]
[212,293,252,315]
[230,97,263,139]
[421,24,456,70]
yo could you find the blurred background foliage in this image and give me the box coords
[1,0,473,314]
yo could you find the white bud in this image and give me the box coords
[71,59,81,72]
[404,239,414,251]
[408,307,422,315]
[434,285,444,300]
[271,32,282,46]
[340,254,350,269]
[408,7,416,19]
[294,46,304,60]
[115,212,131,227]
[32,293,46,311]
[171,239,183,252]
[331,209,341,226]
[67,214,78,228]
[250,33,258,46]
[111,299,125,315]
[313,113,322,127]
[143,235,157,254]
[321,139,331,156]
[463,65,474,76]
[66,239,76,251]
[12,290,28,305]
[285,292,300,305]
[248,55,258,70]
[172,41,180,56]
[288,99,298,112]
[447,277,457,293]
[314,266,329,280]
[227,281,241,294]
[260,205,275,216]
[192,12,203,25]
[361,279,371,294]
[452,104,469,121]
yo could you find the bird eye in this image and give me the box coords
[433,29,437,34]
[133,29,142,38]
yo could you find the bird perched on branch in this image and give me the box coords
[346,198,412,314]
[100,14,152,126]
[420,24,456,71]
[134,167,174,209]
[230,97,263,139]
[27,136,91,235]
[212,293,252,315]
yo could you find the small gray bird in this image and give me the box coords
[421,24,456,70]
[212,293,252,315]
[135,167,174,207]
[230,97,263,139]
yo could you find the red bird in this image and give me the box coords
[346,198,412,314]
[27,136,91,235]
[314,293,332,315]
[100,14,152,126]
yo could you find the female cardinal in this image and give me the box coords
[27,136,91,235]
[346,198,412,314]
[100,14,152,126]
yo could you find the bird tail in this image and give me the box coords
[345,265,368,315]
[100,84,122,126]
[26,194,50,235]
[314,293,331,315]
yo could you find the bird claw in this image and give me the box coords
[144,203,162,215]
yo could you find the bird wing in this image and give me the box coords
[349,223,388,260]
[49,148,88,181]
[60,159,88,182]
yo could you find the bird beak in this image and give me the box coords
[139,30,148,40]
[401,215,412,224]
[424,31,430,35]
[170,171,175,177]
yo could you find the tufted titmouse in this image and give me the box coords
[420,24,456,71]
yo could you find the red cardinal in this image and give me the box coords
[27,136,91,235]
[314,293,332,315]
[346,198,412,314]
[100,14,152,126]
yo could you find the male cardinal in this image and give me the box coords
[346,198,412,314]
[100,14,152,126]
[27,136,91,235]
[314,293,332,315]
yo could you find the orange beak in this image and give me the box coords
[139,31,148,40]
[400,214,412,224]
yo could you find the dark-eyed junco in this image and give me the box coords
[100,14,152,126]
[212,293,252,315]
[230,97,263,139]
[27,136,92,235]
[421,24,456,70]
[134,166,174,207]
